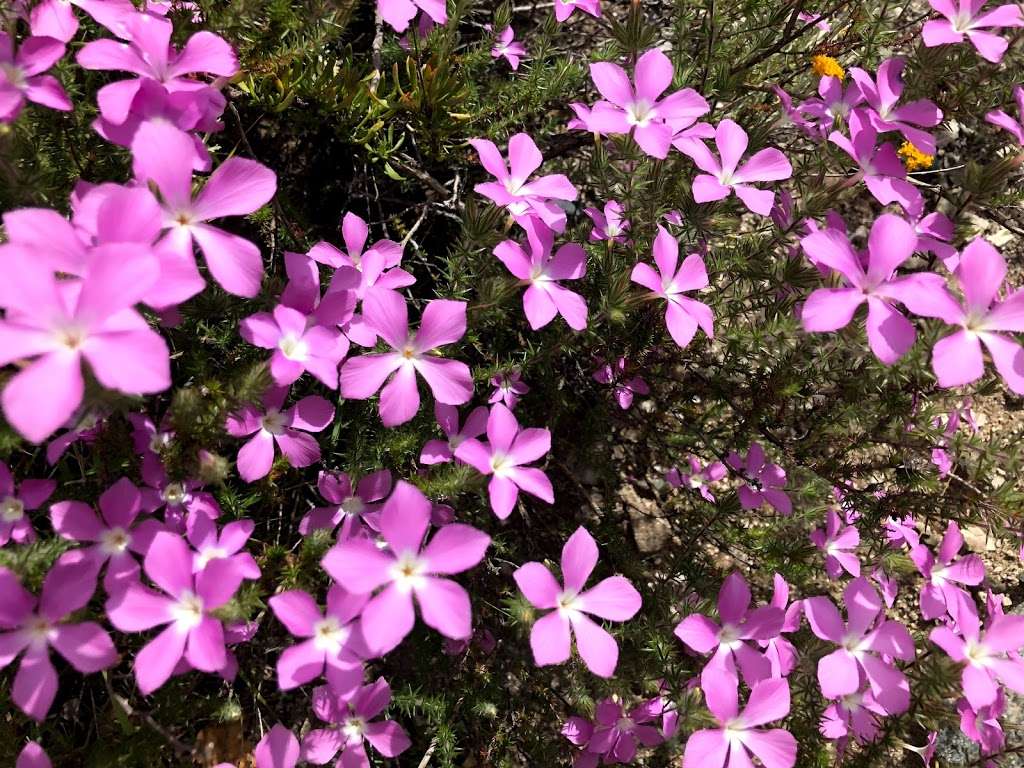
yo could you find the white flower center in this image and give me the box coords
[343,717,366,739]
[196,546,227,570]
[312,616,349,653]
[100,526,132,555]
[1,496,25,522]
[149,431,173,452]
[54,325,88,351]
[24,615,54,645]
[840,692,863,710]
[556,590,581,617]
[171,590,205,631]
[490,452,511,477]
[718,623,741,645]
[262,409,287,435]
[616,716,636,732]
[504,178,526,196]
[278,334,309,361]
[340,496,365,516]
[964,639,990,666]
[626,99,655,127]
[162,482,187,506]
[390,551,426,593]
[0,63,26,90]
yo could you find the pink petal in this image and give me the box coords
[361,585,416,655]
[135,623,187,695]
[12,649,58,721]
[932,330,985,387]
[589,62,633,108]
[255,724,300,768]
[682,730,729,768]
[739,730,796,768]
[269,590,321,637]
[421,524,490,574]
[2,352,84,444]
[561,526,599,592]
[578,576,641,621]
[190,223,264,298]
[530,610,571,666]
[276,638,324,689]
[741,678,790,726]
[237,432,275,483]
[817,648,860,699]
[321,539,395,594]
[144,531,195,599]
[513,562,561,609]
[674,614,721,653]
[415,576,471,639]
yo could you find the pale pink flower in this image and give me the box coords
[760,574,803,678]
[306,212,412,300]
[829,111,922,210]
[810,508,861,580]
[255,725,300,768]
[514,526,641,677]
[797,75,865,139]
[28,0,135,42]
[420,403,489,465]
[488,370,530,409]
[574,697,665,764]
[491,27,525,70]
[0,33,71,122]
[16,741,51,768]
[240,303,350,389]
[819,687,887,744]
[377,0,445,33]
[986,85,1024,143]
[301,679,412,765]
[554,0,601,21]
[910,521,986,620]
[727,443,792,515]
[665,455,726,502]
[0,462,55,547]
[139,456,221,533]
[322,481,491,655]
[957,690,1006,755]
[592,356,649,409]
[298,469,393,538]
[584,200,630,243]
[849,58,943,154]
[922,0,1023,63]
[186,515,261,581]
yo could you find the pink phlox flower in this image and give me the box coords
[682,668,797,768]
[28,0,136,42]
[771,188,796,231]
[810,508,861,580]
[488,370,530,409]
[128,411,173,462]
[910,521,986,620]
[797,75,865,139]
[105,531,245,694]
[930,591,1024,712]
[493,216,588,331]
[986,85,1024,143]
[922,0,1024,63]
[277,253,361,347]
[322,480,491,656]
[16,741,52,768]
[772,84,817,137]
[377,0,446,33]
[255,724,300,768]
[759,574,803,678]
[567,101,599,132]
[491,26,525,70]
[130,120,277,298]
[0,461,55,547]
[268,585,368,694]
[240,302,351,389]
[678,118,792,215]
[397,13,438,48]
[76,12,238,124]
[186,514,261,582]
[800,213,949,364]
[225,386,335,482]
[301,678,412,766]
[870,566,899,608]
[912,238,1024,394]
[592,356,649,410]
[50,477,166,593]
[513,526,641,678]
[848,58,943,154]
[829,110,922,210]
[306,212,412,301]
[585,49,710,159]
[339,289,473,427]
[630,225,713,349]
[726,442,792,515]
[0,33,71,122]
[665,454,726,502]
[884,515,920,548]
[554,0,601,22]
[583,697,665,763]
[903,198,957,269]
[957,690,1006,755]
[470,133,578,232]
[562,714,598,768]
[0,560,118,720]
[455,402,554,519]
[804,576,916,714]
[585,200,631,243]
[442,626,496,656]
[420,403,489,465]
[45,412,105,465]
[298,469,393,538]
[819,686,887,744]
[674,571,784,685]
[0,245,171,443]
[139,456,220,533]
[798,10,832,30]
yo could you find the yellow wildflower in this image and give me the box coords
[898,141,934,172]
[811,55,845,80]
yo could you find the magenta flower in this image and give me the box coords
[820,687,887,744]
[674,571,784,684]
[268,585,367,694]
[682,669,797,768]
[322,481,491,655]
[810,509,861,580]
[800,213,948,364]
[421,403,489,465]
[130,121,277,297]
[930,594,1024,710]
[585,200,630,243]
[139,457,220,533]
[915,238,1024,394]
[301,678,412,766]
[665,455,726,502]
[885,515,921,548]
[105,531,244,694]
[307,212,411,301]
[630,225,713,349]
[226,386,335,483]
[849,59,943,154]
[910,522,986,620]
[727,443,792,515]
[470,133,578,232]
[986,85,1024,144]
[0,462,55,547]
[340,290,472,426]
[804,577,916,714]
[240,303,350,389]
[77,13,237,124]
[491,27,525,70]
[377,0,445,33]
[586,49,710,159]
[0,561,117,720]
[554,0,601,21]
[16,741,51,768]
[513,526,641,677]
[761,574,803,678]
[904,199,958,268]
[679,119,792,215]
[0,33,71,122]
[494,217,588,331]
[455,402,553,519]
[957,691,1006,755]
[50,478,164,593]
[28,0,135,42]
[299,469,393,538]
[255,724,300,768]
[922,0,1023,63]
[579,698,665,763]
[186,515,261,581]
[488,370,530,409]
[829,111,922,210]
[592,357,649,409]
[797,75,865,138]
[0,246,170,443]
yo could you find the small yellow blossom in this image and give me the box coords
[898,141,934,172]
[811,55,845,80]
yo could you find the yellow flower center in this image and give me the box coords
[811,55,845,80]
[898,141,934,172]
